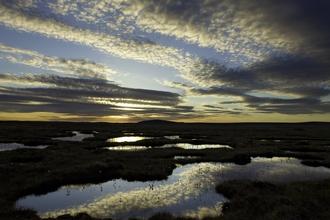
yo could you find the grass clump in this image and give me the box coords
[216,180,330,220]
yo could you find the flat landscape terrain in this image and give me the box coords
[1,121,330,220]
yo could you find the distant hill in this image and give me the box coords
[137,119,178,125]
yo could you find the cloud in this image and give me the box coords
[118,0,330,110]
[196,87,330,115]
[31,0,329,65]
[4,1,328,91]
[0,3,187,73]
[201,105,244,115]
[0,73,194,117]
[46,0,135,34]
[42,0,288,63]
[1,0,37,10]
[241,96,330,115]
[170,54,330,115]
[0,3,221,90]
[0,43,116,79]
[118,0,293,62]
[0,1,329,119]
[178,54,330,90]
[120,0,330,63]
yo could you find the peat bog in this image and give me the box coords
[1,121,330,220]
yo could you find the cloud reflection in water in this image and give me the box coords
[17,157,330,219]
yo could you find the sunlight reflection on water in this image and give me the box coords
[162,143,233,150]
[16,157,330,219]
[106,143,233,151]
[107,136,153,143]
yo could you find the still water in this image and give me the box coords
[161,143,233,150]
[107,136,181,143]
[107,136,153,143]
[164,136,180,140]
[106,143,232,151]
[106,146,151,151]
[17,157,330,219]
[52,131,94,142]
[0,143,48,151]
[174,156,202,160]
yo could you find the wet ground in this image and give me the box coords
[0,121,330,220]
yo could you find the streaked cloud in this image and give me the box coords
[0,43,116,79]
[0,2,251,87]
[0,73,194,118]
[0,3,186,73]
[120,0,293,63]
[121,0,330,63]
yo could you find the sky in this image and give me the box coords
[0,0,329,122]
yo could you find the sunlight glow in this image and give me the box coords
[88,97,174,109]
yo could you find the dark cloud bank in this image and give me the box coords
[176,0,330,115]
[0,74,194,118]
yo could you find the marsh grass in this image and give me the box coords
[216,180,330,220]
[0,122,330,220]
